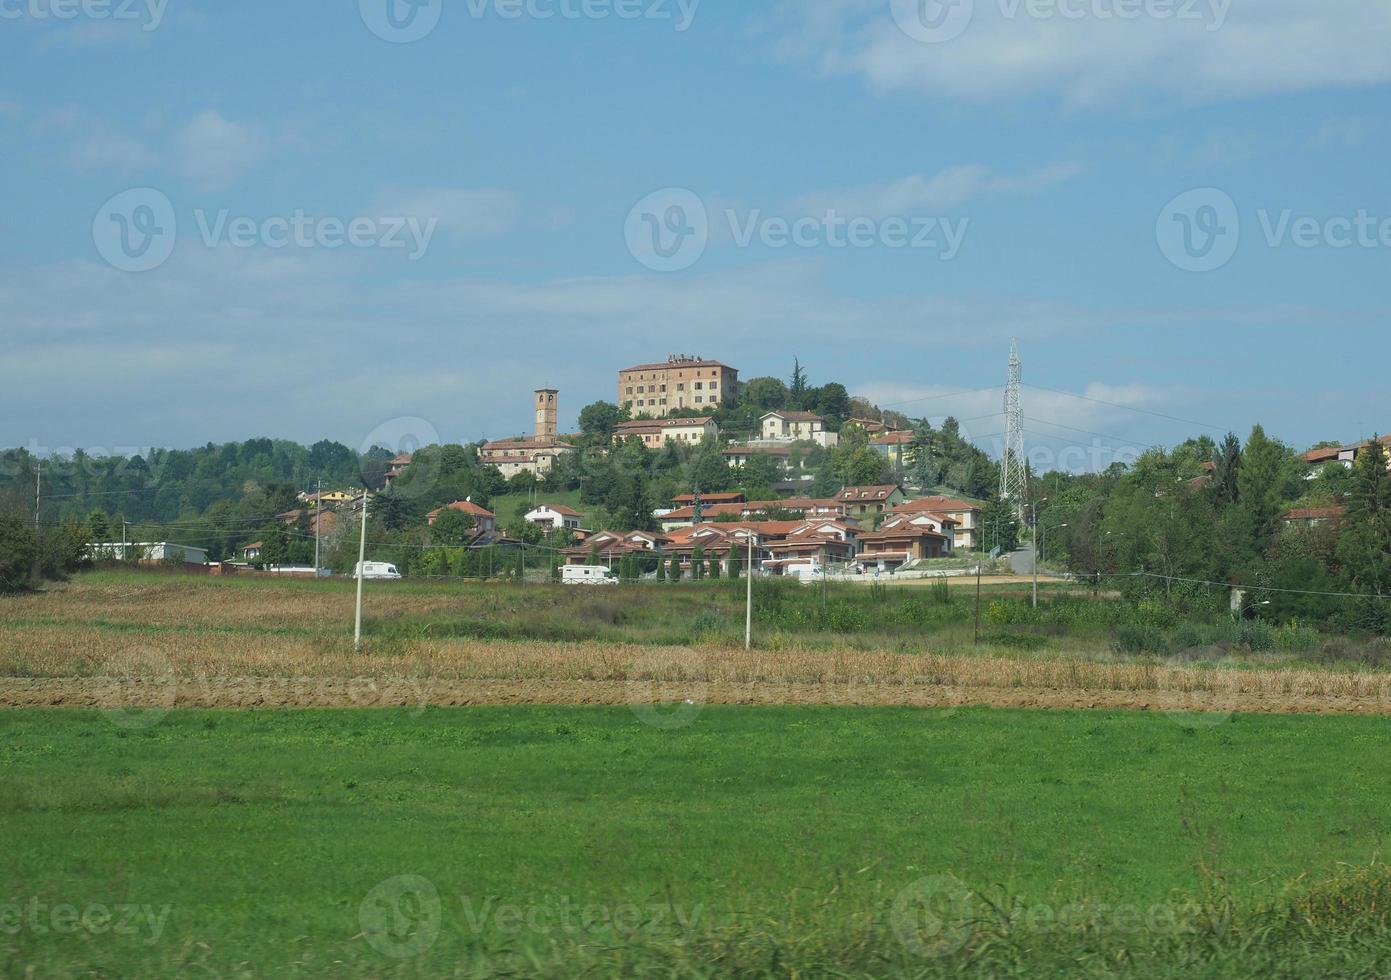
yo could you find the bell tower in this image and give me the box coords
[535,389,558,441]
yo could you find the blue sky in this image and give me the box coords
[2,0,1389,470]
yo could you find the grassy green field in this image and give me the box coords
[4,705,1391,977]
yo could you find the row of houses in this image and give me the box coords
[559,488,984,574]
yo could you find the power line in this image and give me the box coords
[1022,383,1229,433]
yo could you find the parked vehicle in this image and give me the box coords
[562,565,619,586]
[786,562,826,583]
[354,561,402,581]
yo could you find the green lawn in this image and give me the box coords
[3,706,1391,977]
[488,489,587,528]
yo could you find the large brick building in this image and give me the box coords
[618,355,739,416]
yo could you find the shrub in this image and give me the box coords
[1112,624,1168,655]
[1232,619,1275,652]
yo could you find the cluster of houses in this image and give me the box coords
[362,483,983,577]
[532,488,981,576]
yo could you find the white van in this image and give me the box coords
[355,561,403,581]
[562,565,619,586]
[786,562,826,584]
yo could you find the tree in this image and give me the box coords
[0,512,37,593]
[738,453,780,501]
[836,446,893,488]
[656,556,667,582]
[669,553,682,582]
[86,509,110,543]
[789,359,809,409]
[813,383,851,425]
[1234,425,1288,564]
[260,523,291,567]
[578,401,629,443]
[708,554,721,579]
[1338,440,1391,604]
[741,377,789,411]
[433,508,477,546]
[692,545,705,580]
[1212,432,1242,506]
[980,498,1020,554]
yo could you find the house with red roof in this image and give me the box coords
[427,500,497,532]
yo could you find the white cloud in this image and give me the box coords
[371,188,520,238]
[771,0,1391,109]
[64,127,157,174]
[1309,115,1379,149]
[0,248,1372,460]
[796,162,1083,216]
[173,110,265,191]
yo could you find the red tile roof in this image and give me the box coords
[893,495,982,514]
[836,485,902,502]
[429,500,495,520]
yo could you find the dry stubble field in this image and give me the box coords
[3,572,1391,716]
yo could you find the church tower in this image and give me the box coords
[535,389,558,441]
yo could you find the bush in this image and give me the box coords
[0,512,38,593]
[1112,624,1169,655]
[1273,621,1320,654]
[1232,619,1275,652]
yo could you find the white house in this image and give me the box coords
[758,411,838,447]
[525,504,584,532]
[613,416,720,446]
[86,542,210,564]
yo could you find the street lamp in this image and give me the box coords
[1034,518,1067,609]
[1028,499,1048,609]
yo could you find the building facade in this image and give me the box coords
[613,416,719,447]
[618,355,739,416]
[480,389,576,478]
[891,495,982,551]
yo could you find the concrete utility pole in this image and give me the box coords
[354,491,368,652]
[34,459,41,533]
[1031,504,1039,610]
[745,531,756,651]
[313,477,323,579]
